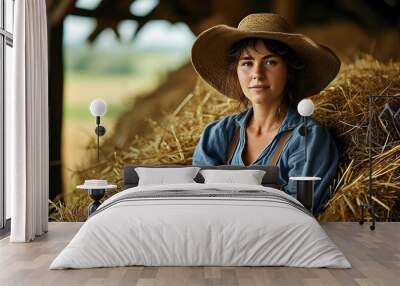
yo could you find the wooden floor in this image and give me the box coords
[0,222,399,286]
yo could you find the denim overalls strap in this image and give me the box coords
[226,128,240,165]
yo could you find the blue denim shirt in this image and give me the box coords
[192,107,339,214]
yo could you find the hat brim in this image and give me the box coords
[191,25,340,100]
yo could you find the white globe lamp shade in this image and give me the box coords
[90,99,107,117]
[297,99,315,117]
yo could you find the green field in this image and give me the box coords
[63,72,159,121]
[63,46,190,122]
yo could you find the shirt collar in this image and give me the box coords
[235,106,302,132]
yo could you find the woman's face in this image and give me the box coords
[236,40,287,106]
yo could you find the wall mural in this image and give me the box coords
[46,0,400,223]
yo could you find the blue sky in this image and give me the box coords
[64,0,195,49]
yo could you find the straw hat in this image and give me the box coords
[191,13,341,100]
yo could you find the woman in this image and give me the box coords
[191,13,340,214]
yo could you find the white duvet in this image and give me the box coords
[50,183,351,269]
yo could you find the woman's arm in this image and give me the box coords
[192,116,236,165]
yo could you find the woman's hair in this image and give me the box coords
[226,37,305,111]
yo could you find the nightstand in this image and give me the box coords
[77,180,117,216]
[289,176,321,213]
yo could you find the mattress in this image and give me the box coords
[50,183,351,269]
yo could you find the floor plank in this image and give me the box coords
[0,222,399,286]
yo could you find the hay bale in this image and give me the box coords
[313,55,400,221]
[51,55,400,222]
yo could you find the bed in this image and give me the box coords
[50,165,351,269]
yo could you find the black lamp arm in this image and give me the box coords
[304,116,308,163]
[94,116,106,161]
[298,116,308,163]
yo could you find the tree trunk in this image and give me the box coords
[48,22,64,201]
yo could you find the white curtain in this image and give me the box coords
[7,0,49,242]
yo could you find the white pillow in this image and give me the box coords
[200,169,266,185]
[135,167,201,186]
